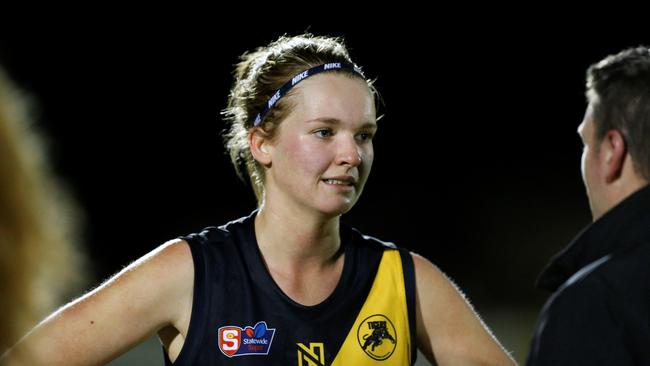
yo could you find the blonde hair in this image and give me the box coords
[0,67,85,351]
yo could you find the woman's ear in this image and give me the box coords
[249,128,272,166]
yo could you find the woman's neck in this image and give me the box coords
[254,202,341,271]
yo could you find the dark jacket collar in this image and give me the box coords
[536,184,650,292]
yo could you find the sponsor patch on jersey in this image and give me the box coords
[297,342,326,366]
[218,321,276,357]
[356,314,397,360]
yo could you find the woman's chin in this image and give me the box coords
[315,199,356,217]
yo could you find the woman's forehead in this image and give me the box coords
[290,73,375,123]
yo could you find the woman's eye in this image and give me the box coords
[357,132,374,141]
[315,129,333,138]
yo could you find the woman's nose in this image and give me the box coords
[336,137,362,167]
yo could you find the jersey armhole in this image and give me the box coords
[399,248,417,365]
[163,236,209,365]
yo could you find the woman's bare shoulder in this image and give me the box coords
[1,239,195,366]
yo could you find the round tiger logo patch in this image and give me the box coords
[356,314,397,360]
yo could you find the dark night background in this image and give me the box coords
[1,19,646,364]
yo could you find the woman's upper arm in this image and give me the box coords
[412,252,516,366]
[3,239,194,366]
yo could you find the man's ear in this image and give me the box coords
[601,129,627,184]
[249,128,272,166]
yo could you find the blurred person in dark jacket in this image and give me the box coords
[528,46,650,365]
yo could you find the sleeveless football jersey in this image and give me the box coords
[164,212,417,365]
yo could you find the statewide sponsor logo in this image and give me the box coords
[218,321,276,358]
[356,314,397,360]
[296,342,325,366]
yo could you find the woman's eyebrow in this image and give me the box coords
[306,117,377,129]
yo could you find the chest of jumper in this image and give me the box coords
[174,219,414,365]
